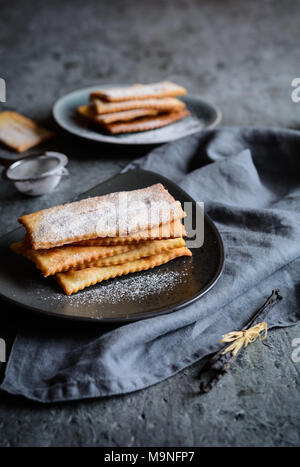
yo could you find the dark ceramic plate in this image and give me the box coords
[53,84,222,146]
[0,170,224,322]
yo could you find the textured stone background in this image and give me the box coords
[0,0,300,447]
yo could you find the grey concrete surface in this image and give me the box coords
[0,0,300,447]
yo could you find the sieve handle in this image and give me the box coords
[0,150,44,168]
[60,167,69,176]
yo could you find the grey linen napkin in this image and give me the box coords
[1,127,300,402]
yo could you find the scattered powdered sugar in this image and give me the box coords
[36,269,188,307]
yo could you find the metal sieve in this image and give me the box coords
[2,151,69,196]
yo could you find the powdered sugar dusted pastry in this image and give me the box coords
[0,111,54,152]
[75,220,186,246]
[56,247,192,295]
[91,97,186,115]
[18,184,185,250]
[90,81,187,102]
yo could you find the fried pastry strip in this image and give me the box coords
[76,220,186,246]
[18,183,185,250]
[84,238,185,269]
[105,109,190,134]
[91,97,186,115]
[10,241,137,276]
[0,111,54,152]
[90,81,187,102]
[56,247,192,295]
[78,105,159,125]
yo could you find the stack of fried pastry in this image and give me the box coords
[77,81,190,134]
[11,184,192,295]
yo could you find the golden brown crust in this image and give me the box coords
[78,105,160,125]
[84,238,185,269]
[98,108,159,124]
[0,111,54,152]
[56,247,192,295]
[91,97,186,115]
[10,241,136,276]
[18,184,185,250]
[105,109,190,134]
[75,220,186,246]
[77,105,97,122]
[90,81,187,102]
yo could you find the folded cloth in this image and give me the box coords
[1,127,300,402]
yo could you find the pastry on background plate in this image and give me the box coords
[91,96,186,114]
[90,81,187,102]
[77,80,189,135]
[104,109,190,134]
